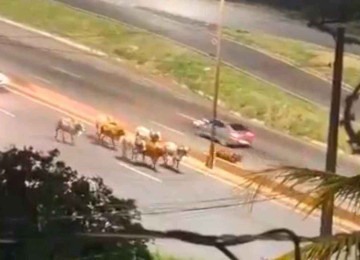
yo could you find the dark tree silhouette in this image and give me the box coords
[0,146,152,260]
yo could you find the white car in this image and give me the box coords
[193,118,255,147]
[0,73,9,87]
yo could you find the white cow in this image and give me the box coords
[135,126,151,140]
[135,126,162,142]
[122,134,146,161]
[55,117,85,144]
[163,141,190,170]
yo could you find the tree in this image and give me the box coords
[0,146,152,259]
[247,166,360,259]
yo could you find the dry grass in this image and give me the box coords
[225,28,360,87]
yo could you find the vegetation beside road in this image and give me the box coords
[0,0,349,150]
[224,28,360,88]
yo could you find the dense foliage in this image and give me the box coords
[0,146,152,259]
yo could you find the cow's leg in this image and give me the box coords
[175,159,180,171]
[142,152,145,163]
[55,128,59,140]
[99,134,105,144]
[152,157,158,172]
[62,131,65,143]
[70,133,74,145]
[163,154,168,166]
[111,138,116,150]
[122,141,127,158]
[131,147,137,161]
[170,157,178,172]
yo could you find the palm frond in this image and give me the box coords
[275,231,360,260]
[244,166,360,216]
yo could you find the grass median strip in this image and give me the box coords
[224,28,360,88]
[0,0,349,151]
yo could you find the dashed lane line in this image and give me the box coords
[52,66,82,79]
[0,107,15,118]
[150,120,185,136]
[177,112,197,121]
[31,75,52,85]
[117,161,163,183]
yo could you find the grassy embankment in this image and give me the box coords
[225,28,360,88]
[0,0,349,151]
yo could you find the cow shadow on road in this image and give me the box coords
[115,155,181,174]
[86,134,117,151]
[0,88,10,94]
[115,155,155,171]
[53,137,75,147]
[161,164,182,174]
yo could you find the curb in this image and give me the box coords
[6,74,360,231]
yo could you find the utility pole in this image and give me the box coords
[321,25,345,236]
[206,0,225,169]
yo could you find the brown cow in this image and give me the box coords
[129,139,165,172]
[142,141,166,171]
[97,122,125,149]
[95,114,115,134]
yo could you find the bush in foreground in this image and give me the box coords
[0,146,151,259]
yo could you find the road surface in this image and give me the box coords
[1,20,360,176]
[0,78,334,260]
[55,0,360,118]
[99,0,360,54]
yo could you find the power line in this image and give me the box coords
[0,228,302,260]
[74,228,302,260]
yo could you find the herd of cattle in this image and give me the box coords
[55,115,190,172]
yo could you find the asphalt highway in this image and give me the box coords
[55,0,360,117]
[101,0,360,54]
[0,81,330,260]
[1,21,360,176]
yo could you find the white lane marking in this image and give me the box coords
[52,66,82,79]
[117,161,162,183]
[177,112,197,121]
[150,120,185,136]
[0,108,15,118]
[31,75,52,85]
